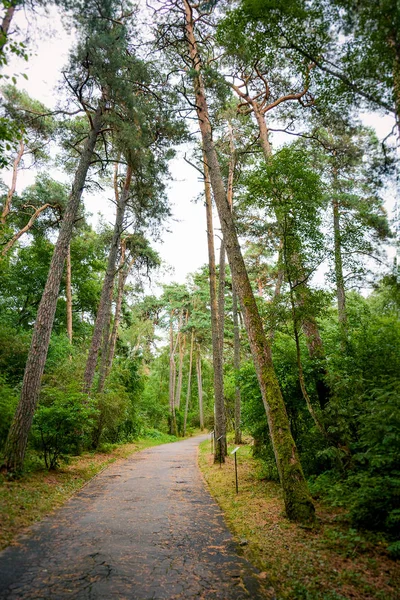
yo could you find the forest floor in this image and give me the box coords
[198,439,400,600]
[0,433,180,551]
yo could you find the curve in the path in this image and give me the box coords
[0,434,274,599]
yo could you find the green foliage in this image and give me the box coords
[91,358,145,447]
[0,376,18,451]
[0,325,30,383]
[31,393,98,470]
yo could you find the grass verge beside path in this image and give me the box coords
[198,439,399,600]
[0,433,183,551]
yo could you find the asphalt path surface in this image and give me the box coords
[0,434,273,599]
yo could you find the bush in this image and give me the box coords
[0,377,18,451]
[31,393,98,469]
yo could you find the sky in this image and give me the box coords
[2,3,397,292]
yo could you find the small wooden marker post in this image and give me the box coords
[231,447,240,493]
[210,430,214,454]
[216,436,223,467]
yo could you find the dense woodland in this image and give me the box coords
[0,0,399,550]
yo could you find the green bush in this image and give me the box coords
[31,393,98,469]
[0,377,19,451]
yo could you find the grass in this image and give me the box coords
[0,432,182,551]
[198,438,400,600]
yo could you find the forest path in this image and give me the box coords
[0,434,273,599]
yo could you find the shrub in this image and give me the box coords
[0,377,18,451]
[31,393,98,469]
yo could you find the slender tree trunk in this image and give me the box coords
[332,193,348,346]
[0,1,17,53]
[183,0,314,523]
[232,286,242,444]
[2,106,104,472]
[98,249,135,392]
[169,312,178,436]
[1,139,24,224]
[218,240,226,354]
[66,243,73,345]
[196,347,204,430]
[183,328,194,436]
[389,32,400,138]
[204,154,226,462]
[96,284,114,392]
[227,119,241,444]
[174,310,185,410]
[175,331,186,410]
[83,165,132,393]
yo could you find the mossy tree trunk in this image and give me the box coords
[204,155,226,462]
[183,0,315,523]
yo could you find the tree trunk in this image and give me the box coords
[332,194,348,345]
[66,243,73,345]
[204,154,226,462]
[389,32,400,138]
[232,286,242,444]
[98,246,135,392]
[1,139,24,224]
[2,106,103,472]
[168,311,178,436]
[218,239,226,355]
[196,347,204,431]
[174,310,185,410]
[83,165,132,393]
[183,328,194,436]
[0,1,17,53]
[183,0,314,523]
[96,284,114,393]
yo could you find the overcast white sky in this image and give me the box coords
[2,4,397,291]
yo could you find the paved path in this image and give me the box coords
[0,435,273,600]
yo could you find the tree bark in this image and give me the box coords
[174,310,185,410]
[183,0,315,523]
[168,311,178,436]
[0,1,17,53]
[196,347,204,431]
[388,32,400,138]
[332,192,348,346]
[83,165,132,393]
[98,246,135,392]
[1,139,24,225]
[66,243,73,345]
[183,328,194,436]
[204,154,226,462]
[96,284,114,393]
[2,106,104,472]
[232,286,242,444]
[227,118,241,444]
[218,239,226,355]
